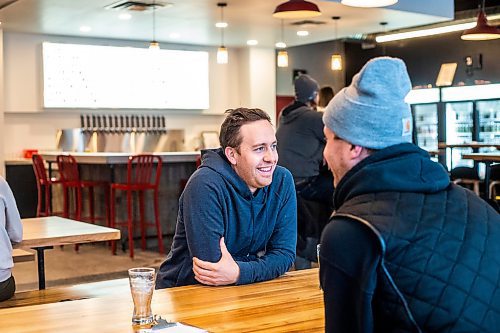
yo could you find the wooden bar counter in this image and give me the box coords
[0,269,324,332]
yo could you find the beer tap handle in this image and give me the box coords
[125,115,130,131]
[80,115,85,129]
[92,115,97,132]
[97,115,102,132]
[103,115,108,133]
[86,115,91,133]
[147,116,151,133]
[131,115,135,131]
[161,116,166,133]
[108,115,114,133]
[135,116,140,132]
[141,116,146,132]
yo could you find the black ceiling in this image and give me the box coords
[454,0,499,12]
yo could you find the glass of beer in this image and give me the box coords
[128,267,155,325]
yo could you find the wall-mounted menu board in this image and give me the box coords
[42,42,209,109]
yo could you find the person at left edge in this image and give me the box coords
[156,107,297,288]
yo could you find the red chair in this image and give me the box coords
[32,154,63,217]
[110,154,164,258]
[56,154,110,224]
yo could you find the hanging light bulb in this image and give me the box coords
[331,55,342,71]
[217,46,228,64]
[461,0,500,41]
[330,16,342,71]
[341,0,397,7]
[277,51,289,68]
[276,19,289,68]
[216,3,228,64]
[149,0,160,50]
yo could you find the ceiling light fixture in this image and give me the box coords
[273,0,321,19]
[277,20,289,68]
[247,40,258,46]
[216,2,228,64]
[377,22,477,43]
[297,30,309,36]
[149,0,160,50]
[341,0,397,7]
[331,16,342,71]
[79,26,92,33]
[461,0,500,41]
[118,13,132,20]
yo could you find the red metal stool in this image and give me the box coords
[56,154,110,224]
[110,154,164,258]
[32,154,63,217]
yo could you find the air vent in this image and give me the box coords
[105,0,172,12]
[290,20,326,27]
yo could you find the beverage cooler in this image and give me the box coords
[407,88,440,159]
[407,84,500,171]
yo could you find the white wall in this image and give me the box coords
[2,32,275,158]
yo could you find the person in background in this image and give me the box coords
[277,74,334,207]
[276,74,334,269]
[0,176,22,302]
[320,56,500,332]
[156,108,297,288]
[316,86,335,112]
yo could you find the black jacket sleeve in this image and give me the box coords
[319,217,382,333]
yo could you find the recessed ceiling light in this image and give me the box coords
[169,32,180,39]
[247,40,258,46]
[297,30,309,36]
[215,22,228,28]
[275,41,287,48]
[79,26,92,32]
[118,13,132,20]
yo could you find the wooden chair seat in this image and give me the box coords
[12,249,35,263]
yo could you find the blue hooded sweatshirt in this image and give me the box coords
[156,149,297,288]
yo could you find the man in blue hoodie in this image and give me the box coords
[156,108,297,288]
[320,57,500,332]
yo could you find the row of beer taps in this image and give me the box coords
[80,114,167,134]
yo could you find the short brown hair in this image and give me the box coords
[219,108,271,150]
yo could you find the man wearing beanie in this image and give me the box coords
[319,57,500,333]
[276,74,334,269]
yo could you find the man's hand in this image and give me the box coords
[192,238,240,286]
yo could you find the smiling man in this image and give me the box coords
[156,108,297,288]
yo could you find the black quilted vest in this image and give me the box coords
[336,184,500,333]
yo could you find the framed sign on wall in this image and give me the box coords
[42,42,210,109]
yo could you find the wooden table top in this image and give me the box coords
[0,269,324,332]
[438,142,500,149]
[15,216,120,248]
[462,152,500,163]
[39,151,200,164]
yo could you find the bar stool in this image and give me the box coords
[109,154,163,258]
[451,166,481,196]
[56,154,110,224]
[32,154,63,217]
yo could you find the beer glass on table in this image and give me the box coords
[128,267,155,325]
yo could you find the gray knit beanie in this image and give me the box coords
[322,57,413,149]
[294,74,320,103]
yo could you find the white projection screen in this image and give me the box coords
[42,42,209,109]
